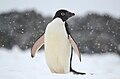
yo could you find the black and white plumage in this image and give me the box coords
[31,9,86,75]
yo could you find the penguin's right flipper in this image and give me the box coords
[31,34,44,58]
[68,35,81,62]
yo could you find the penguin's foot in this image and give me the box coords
[70,68,86,75]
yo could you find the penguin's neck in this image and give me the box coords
[49,18,65,31]
[45,17,67,38]
[52,18,65,25]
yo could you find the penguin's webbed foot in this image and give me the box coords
[70,69,86,75]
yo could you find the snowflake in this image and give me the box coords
[2,44,4,47]
[97,43,100,46]
[43,20,46,23]
[20,25,23,27]
[21,31,24,34]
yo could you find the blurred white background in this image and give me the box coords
[0,0,120,17]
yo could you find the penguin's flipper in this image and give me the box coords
[68,35,81,62]
[31,34,44,58]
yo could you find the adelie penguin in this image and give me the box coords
[31,9,86,75]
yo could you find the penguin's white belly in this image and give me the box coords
[45,18,71,73]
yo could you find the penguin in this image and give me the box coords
[31,9,86,75]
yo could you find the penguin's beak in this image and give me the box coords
[69,12,75,17]
[71,13,75,16]
[68,12,75,17]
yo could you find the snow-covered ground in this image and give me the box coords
[0,46,120,79]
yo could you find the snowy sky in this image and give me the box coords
[0,0,120,17]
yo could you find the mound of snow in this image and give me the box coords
[0,46,120,79]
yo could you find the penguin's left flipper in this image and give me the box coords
[68,35,81,62]
[31,34,44,58]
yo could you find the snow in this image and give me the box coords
[0,46,120,79]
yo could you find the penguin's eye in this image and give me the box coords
[61,12,65,16]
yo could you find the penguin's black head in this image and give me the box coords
[53,9,75,22]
